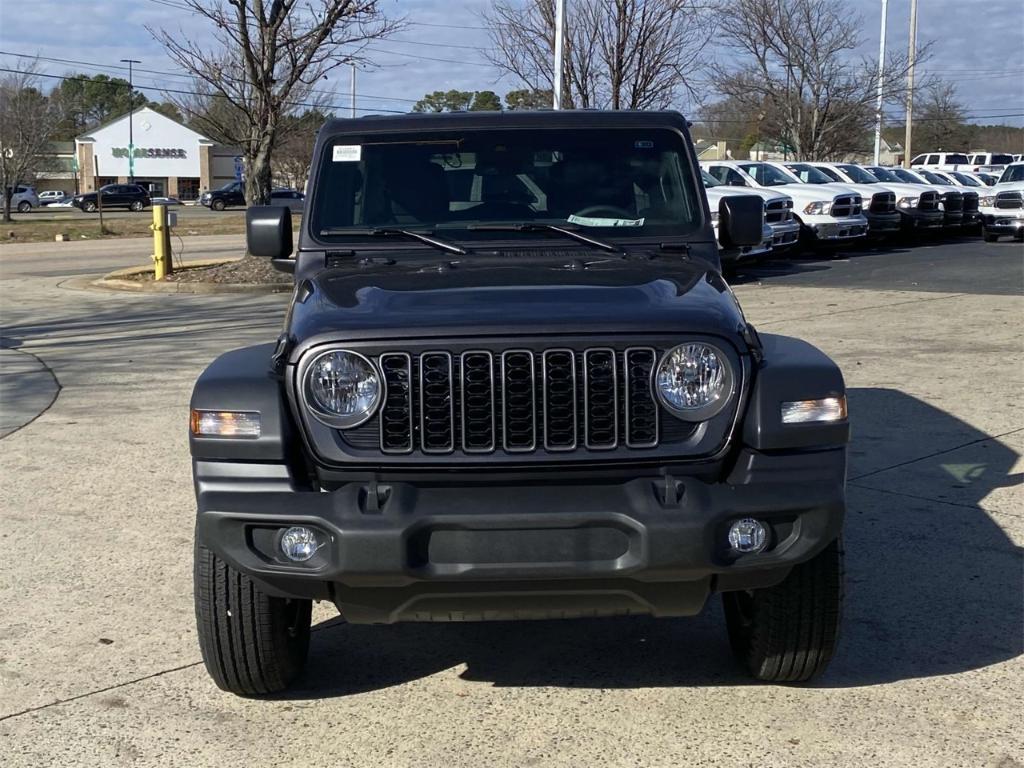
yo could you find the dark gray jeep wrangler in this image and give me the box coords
[190,111,848,696]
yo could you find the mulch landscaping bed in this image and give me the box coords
[122,255,285,285]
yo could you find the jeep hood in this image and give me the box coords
[286,256,748,356]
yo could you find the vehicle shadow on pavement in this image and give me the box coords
[279,387,1021,698]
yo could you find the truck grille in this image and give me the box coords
[995,192,1023,210]
[918,191,941,211]
[869,192,896,213]
[942,192,963,213]
[372,347,664,455]
[831,195,862,217]
[962,193,978,213]
[765,199,794,223]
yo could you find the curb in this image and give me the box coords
[82,259,292,295]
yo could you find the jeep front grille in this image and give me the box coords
[373,347,663,456]
[831,195,862,217]
[869,192,896,214]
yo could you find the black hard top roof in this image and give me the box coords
[319,109,690,137]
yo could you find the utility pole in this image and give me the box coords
[903,0,918,168]
[553,0,566,109]
[120,58,141,182]
[873,0,889,166]
[349,63,356,118]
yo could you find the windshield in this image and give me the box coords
[701,170,722,188]
[738,163,795,186]
[920,171,948,184]
[311,128,700,243]
[784,163,835,184]
[217,181,240,192]
[951,173,980,187]
[815,166,844,182]
[1000,165,1024,183]
[890,168,925,184]
[838,164,881,184]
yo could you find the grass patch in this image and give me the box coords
[1,211,299,243]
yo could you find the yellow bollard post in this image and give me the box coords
[151,204,171,280]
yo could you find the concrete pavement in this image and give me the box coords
[0,238,1020,767]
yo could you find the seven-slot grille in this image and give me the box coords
[995,191,1022,210]
[765,199,794,223]
[374,348,661,455]
[831,195,862,217]
[942,192,963,213]
[869,192,897,214]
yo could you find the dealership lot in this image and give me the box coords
[0,237,1021,767]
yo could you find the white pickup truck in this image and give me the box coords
[979,163,1024,242]
[812,163,945,232]
[701,171,799,263]
[702,160,868,246]
[782,162,900,236]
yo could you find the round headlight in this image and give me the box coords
[303,349,381,429]
[655,343,734,421]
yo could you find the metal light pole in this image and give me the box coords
[349,63,356,118]
[873,0,888,165]
[553,0,566,109]
[903,0,918,168]
[120,58,141,182]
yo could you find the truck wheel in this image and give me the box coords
[211,199,226,211]
[983,231,999,243]
[84,201,97,213]
[129,200,144,212]
[723,538,843,683]
[194,540,312,695]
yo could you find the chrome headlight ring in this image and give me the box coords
[301,348,383,429]
[655,342,735,422]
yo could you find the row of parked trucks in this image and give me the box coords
[702,160,1024,268]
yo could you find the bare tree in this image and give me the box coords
[711,0,926,160]
[915,81,973,151]
[150,1,401,206]
[0,63,67,222]
[484,0,712,110]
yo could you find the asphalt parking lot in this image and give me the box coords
[0,234,1021,767]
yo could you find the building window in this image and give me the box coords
[178,177,200,201]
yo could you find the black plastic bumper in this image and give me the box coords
[195,448,846,623]
[866,211,902,233]
[899,208,944,229]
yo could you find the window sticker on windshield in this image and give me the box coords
[332,145,362,162]
[635,140,654,149]
[567,214,645,228]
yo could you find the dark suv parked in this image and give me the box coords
[200,181,246,210]
[189,111,850,696]
[72,184,150,212]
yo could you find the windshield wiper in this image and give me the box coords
[467,222,621,253]
[319,227,469,255]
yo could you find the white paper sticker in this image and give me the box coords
[332,145,362,162]
[567,214,645,228]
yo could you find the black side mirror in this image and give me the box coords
[246,206,293,259]
[718,195,764,248]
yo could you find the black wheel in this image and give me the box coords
[17,201,31,213]
[723,538,843,683]
[211,198,226,211]
[83,201,97,213]
[983,231,999,243]
[129,200,144,212]
[194,539,312,695]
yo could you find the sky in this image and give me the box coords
[0,0,1022,127]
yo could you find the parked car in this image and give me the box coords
[71,184,151,213]
[189,110,849,695]
[979,162,1024,242]
[702,160,868,245]
[270,188,305,213]
[701,174,772,268]
[38,190,70,206]
[967,152,1014,174]
[781,162,900,236]
[200,181,246,210]
[6,185,40,212]
[150,196,183,206]
[702,170,799,258]
[810,163,944,232]
[909,152,971,171]
[866,167,968,230]
[915,169,981,228]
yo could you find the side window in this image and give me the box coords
[926,155,939,165]
[707,166,729,184]
[911,155,925,165]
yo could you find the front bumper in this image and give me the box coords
[865,210,902,234]
[195,448,846,623]
[899,207,944,229]
[804,214,869,241]
[768,220,801,249]
[982,210,1024,235]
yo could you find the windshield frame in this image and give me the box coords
[306,125,707,250]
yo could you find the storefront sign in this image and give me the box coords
[111,147,187,159]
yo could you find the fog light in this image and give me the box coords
[280,526,321,562]
[728,518,768,554]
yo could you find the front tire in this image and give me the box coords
[83,201,97,213]
[194,540,312,695]
[129,200,144,212]
[723,538,843,683]
[17,201,31,213]
[211,198,226,211]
